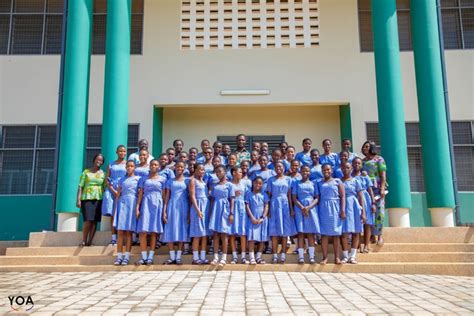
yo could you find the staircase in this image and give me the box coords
[1,227,473,276]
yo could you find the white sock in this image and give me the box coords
[148,251,155,260]
[342,250,349,259]
[169,250,176,261]
[214,253,219,260]
[297,248,304,259]
[176,250,182,260]
[222,253,227,261]
[273,253,278,259]
[350,248,357,258]
[141,251,147,260]
[125,252,130,260]
[232,251,238,259]
[193,251,199,261]
[117,252,123,260]
[256,252,262,259]
[241,252,246,259]
[250,252,255,260]
[281,253,286,260]
[308,247,315,259]
[112,234,117,242]
[200,250,207,260]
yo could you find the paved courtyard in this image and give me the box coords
[0,271,473,315]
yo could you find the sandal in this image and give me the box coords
[320,258,328,265]
[348,257,358,264]
[298,258,305,265]
[309,258,316,265]
[163,259,175,265]
[264,247,272,254]
[146,258,153,265]
[377,236,384,246]
[135,259,146,266]
[230,257,238,264]
[113,258,122,266]
[334,258,342,265]
[79,241,86,248]
[192,259,202,265]
[210,258,219,266]
[341,257,348,264]
[176,258,183,265]
[241,258,249,264]
[109,240,117,246]
[121,258,129,266]
[280,257,286,264]
[363,246,370,253]
[272,257,279,264]
[256,258,266,265]
[250,258,257,265]
[201,258,210,265]
[218,259,226,267]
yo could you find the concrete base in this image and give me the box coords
[429,208,455,227]
[388,208,411,227]
[57,213,79,232]
[100,216,112,231]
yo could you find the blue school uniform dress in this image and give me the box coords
[161,178,190,243]
[206,172,220,190]
[348,152,358,163]
[135,165,150,178]
[355,174,375,225]
[248,163,261,177]
[250,169,276,192]
[196,153,205,164]
[317,178,343,236]
[209,182,235,234]
[204,163,214,174]
[295,151,312,167]
[158,168,175,182]
[319,153,340,169]
[226,168,233,181]
[333,168,343,179]
[189,178,210,238]
[289,174,302,188]
[113,175,141,231]
[267,176,297,237]
[230,181,248,236]
[241,178,252,192]
[292,179,320,234]
[245,191,269,242]
[102,161,126,216]
[310,164,323,181]
[136,175,166,234]
[342,178,364,234]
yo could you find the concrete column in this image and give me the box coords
[371,0,412,226]
[55,0,93,232]
[411,0,455,227]
[152,107,164,158]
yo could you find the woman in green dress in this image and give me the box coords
[76,153,106,247]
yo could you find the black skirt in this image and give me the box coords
[81,200,102,222]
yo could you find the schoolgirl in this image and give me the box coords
[319,139,340,169]
[229,167,249,264]
[295,138,313,167]
[309,148,323,181]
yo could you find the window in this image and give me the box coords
[366,121,474,192]
[0,0,144,55]
[217,135,285,152]
[358,0,474,52]
[0,124,139,195]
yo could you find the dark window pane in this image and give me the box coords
[2,126,36,148]
[365,123,380,146]
[462,8,474,48]
[132,0,143,13]
[13,0,45,12]
[397,10,412,51]
[452,122,472,144]
[0,0,11,12]
[46,0,63,12]
[131,14,142,54]
[358,0,371,11]
[87,125,102,147]
[441,0,460,7]
[407,147,425,192]
[93,0,106,13]
[405,122,421,146]
[461,0,474,7]
[127,148,136,158]
[10,15,43,54]
[0,15,9,54]
[0,149,34,194]
[127,124,139,148]
[85,148,101,167]
[454,146,474,191]
[92,14,106,54]
[33,149,54,194]
[396,0,410,10]
[358,10,373,52]
[43,14,62,54]
[37,125,56,148]
[442,9,462,49]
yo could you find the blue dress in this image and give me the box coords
[161,178,190,243]
[355,174,374,225]
[102,161,126,216]
[241,178,252,192]
[205,173,220,190]
[342,178,363,234]
[204,163,214,174]
[136,175,166,234]
[230,181,248,236]
[196,153,205,164]
[333,168,343,179]
[317,178,343,236]
[248,163,261,177]
[209,182,235,234]
[348,152,358,163]
[292,179,320,234]
[158,168,175,182]
[189,178,210,237]
[113,175,140,231]
[309,164,323,181]
[245,191,269,242]
[250,169,276,192]
[268,160,290,173]
[267,176,297,237]
[135,165,150,178]
[319,153,340,169]
[295,151,312,167]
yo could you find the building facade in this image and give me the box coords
[0,0,473,240]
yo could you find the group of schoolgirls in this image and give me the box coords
[103,137,387,267]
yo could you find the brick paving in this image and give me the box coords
[0,271,473,315]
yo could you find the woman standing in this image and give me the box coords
[76,153,105,247]
[361,141,387,246]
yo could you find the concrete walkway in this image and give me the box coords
[1,271,473,315]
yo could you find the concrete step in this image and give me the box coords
[27,227,474,247]
[0,252,472,265]
[5,243,474,257]
[0,263,472,276]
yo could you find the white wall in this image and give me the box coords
[0,0,473,152]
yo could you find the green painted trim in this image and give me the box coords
[152,107,163,158]
[56,0,93,214]
[371,0,411,210]
[339,104,352,149]
[409,193,432,227]
[410,0,455,209]
[102,0,132,165]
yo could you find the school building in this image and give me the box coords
[0,0,473,240]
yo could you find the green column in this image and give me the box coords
[339,104,352,149]
[55,0,93,214]
[411,0,455,209]
[102,0,132,164]
[371,0,411,209]
[152,107,163,158]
